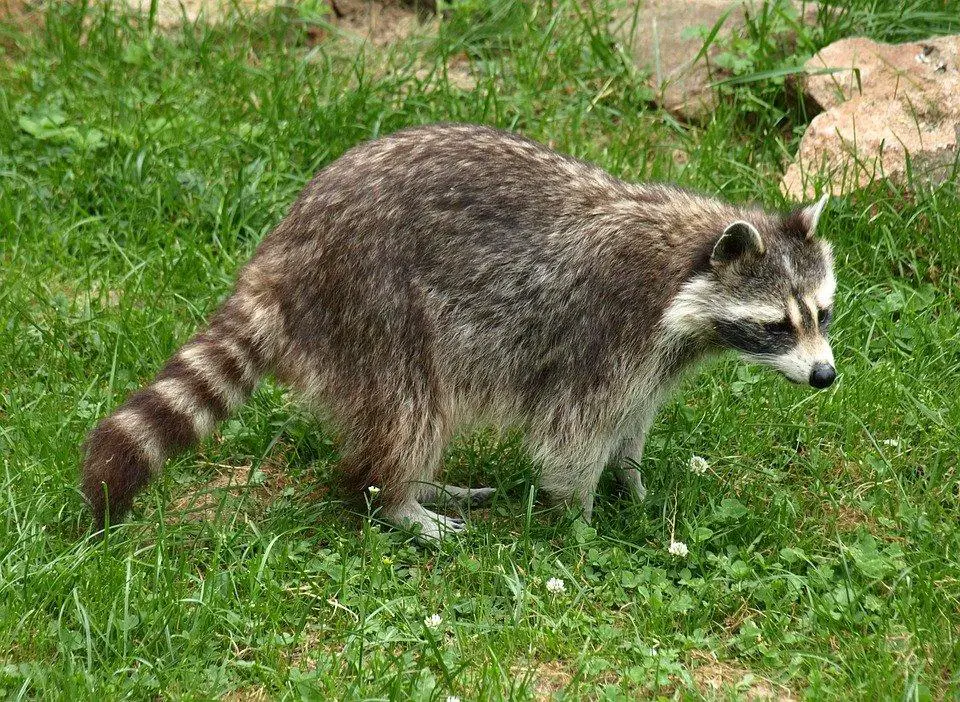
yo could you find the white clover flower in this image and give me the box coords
[367,485,381,495]
[688,455,709,475]
[545,577,566,594]
[668,540,689,558]
[424,613,442,628]
[446,697,461,702]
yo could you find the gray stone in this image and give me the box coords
[782,35,960,200]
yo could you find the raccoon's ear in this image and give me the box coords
[710,220,764,266]
[799,193,829,239]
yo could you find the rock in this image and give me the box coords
[610,0,818,123]
[802,36,960,110]
[782,35,960,200]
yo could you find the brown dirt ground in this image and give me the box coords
[91,0,477,90]
[0,0,32,21]
[171,446,292,522]
[107,0,435,46]
[220,687,271,702]
[330,0,432,47]
[511,660,576,700]
[690,651,797,701]
[0,0,39,54]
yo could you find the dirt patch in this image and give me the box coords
[285,626,349,675]
[0,0,34,22]
[100,0,477,90]
[329,0,435,48]
[110,0,437,47]
[71,284,122,310]
[327,0,477,90]
[171,463,254,520]
[85,0,478,93]
[0,0,40,54]
[111,0,270,28]
[413,55,477,91]
[171,448,291,522]
[690,652,796,701]
[532,660,575,699]
[831,503,878,533]
[221,687,270,702]
[512,660,576,700]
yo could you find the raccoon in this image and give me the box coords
[80,124,837,539]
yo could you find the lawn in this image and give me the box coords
[2,0,960,699]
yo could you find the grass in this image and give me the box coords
[1,0,960,698]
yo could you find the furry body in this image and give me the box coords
[81,124,836,538]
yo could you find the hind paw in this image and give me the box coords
[384,501,467,541]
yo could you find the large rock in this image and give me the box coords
[781,35,960,200]
[610,0,818,123]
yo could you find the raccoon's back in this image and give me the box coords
[271,126,620,253]
[246,126,699,391]
[258,125,668,320]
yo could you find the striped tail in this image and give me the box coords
[81,291,276,531]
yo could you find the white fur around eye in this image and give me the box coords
[725,303,785,324]
[815,269,836,308]
[786,298,802,327]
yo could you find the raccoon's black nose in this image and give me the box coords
[809,363,836,389]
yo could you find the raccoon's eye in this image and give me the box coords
[762,319,793,336]
[817,307,833,326]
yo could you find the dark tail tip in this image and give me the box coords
[81,420,154,531]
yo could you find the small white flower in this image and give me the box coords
[545,577,566,594]
[688,455,709,475]
[424,613,442,628]
[446,697,461,702]
[881,439,900,448]
[367,485,381,495]
[668,540,689,558]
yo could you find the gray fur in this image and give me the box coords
[81,123,837,539]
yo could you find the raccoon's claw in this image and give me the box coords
[465,487,497,506]
[422,513,466,541]
[385,501,467,541]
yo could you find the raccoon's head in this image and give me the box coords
[666,195,837,389]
